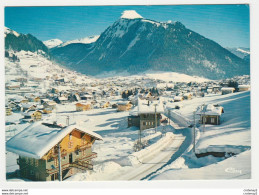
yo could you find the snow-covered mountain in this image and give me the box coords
[43,39,63,48]
[60,35,100,47]
[226,47,250,60]
[5,27,49,55]
[51,10,249,80]
[44,36,100,49]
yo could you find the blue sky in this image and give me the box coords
[5,5,250,48]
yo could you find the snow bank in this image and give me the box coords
[153,150,251,180]
[127,132,174,166]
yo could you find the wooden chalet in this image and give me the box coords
[6,123,102,181]
[5,106,13,116]
[75,102,92,111]
[196,104,224,125]
[117,101,132,112]
[221,87,235,95]
[128,99,164,130]
[23,110,42,122]
[238,85,250,92]
[174,96,184,102]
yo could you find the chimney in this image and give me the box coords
[148,101,150,106]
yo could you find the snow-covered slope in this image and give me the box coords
[60,35,100,47]
[4,27,20,38]
[153,150,250,179]
[43,39,63,48]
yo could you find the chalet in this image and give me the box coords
[238,85,250,92]
[128,99,164,130]
[22,110,43,122]
[11,96,29,104]
[54,96,68,104]
[117,101,132,112]
[212,86,221,93]
[6,106,12,116]
[183,93,192,100]
[21,103,37,112]
[100,101,110,108]
[8,101,22,112]
[75,102,92,111]
[221,87,235,95]
[174,96,184,102]
[80,95,93,101]
[196,104,224,125]
[43,100,57,110]
[6,83,21,90]
[43,108,53,114]
[6,122,102,181]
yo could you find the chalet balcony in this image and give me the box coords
[70,160,93,170]
[46,153,97,175]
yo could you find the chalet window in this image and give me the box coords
[35,159,38,167]
[30,170,34,175]
[62,156,66,161]
[54,158,58,167]
[75,150,79,155]
[143,122,146,126]
[211,118,215,123]
[30,158,33,166]
[203,117,207,123]
[81,138,86,145]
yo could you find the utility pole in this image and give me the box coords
[168,109,171,125]
[154,104,158,133]
[202,104,205,132]
[58,143,62,181]
[193,111,196,153]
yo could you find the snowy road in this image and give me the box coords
[124,134,185,180]
[111,118,192,181]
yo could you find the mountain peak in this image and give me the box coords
[120,10,143,19]
[4,27,20,38]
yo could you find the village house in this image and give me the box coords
[54,96,68,104]
[42,100,57,110]
[196,104,224,125]
[128,99,164,130]
[238,85,250,92]
[8,101,22,112]
[6,106,13,116]
[117,101,132,112]
[75,102,92,111]
[183,93,192,100]
[21,103,37,112]
[22,110,43,122]
[221,87,235,95]
[6,122,102,181]
[100,101,110,108]
[174,96,184,102]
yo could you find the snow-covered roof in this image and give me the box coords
[238,85,250,89]
[121,10,143,19]
[117,101,130,105]
[174,96,183,101]
[221,87,235,91]
[6,122,103,159]
[137,99,164,114]
[196,104,223,116]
